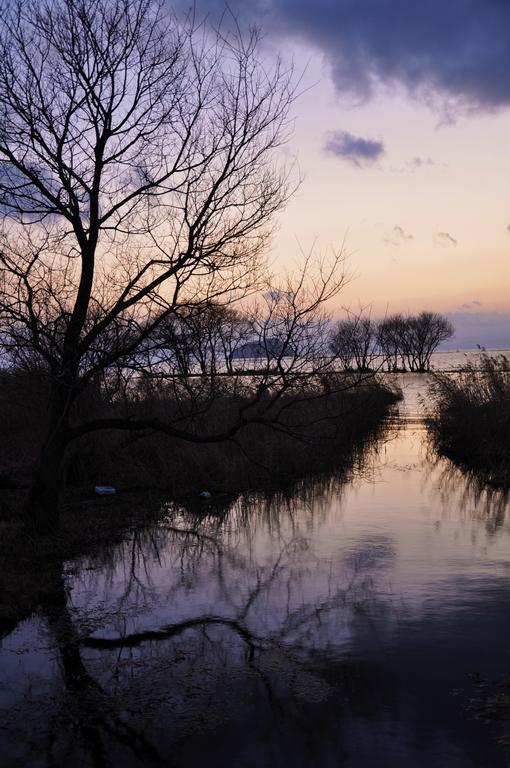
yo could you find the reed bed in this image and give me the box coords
[428,354,510,485]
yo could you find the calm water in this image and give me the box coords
[2,355,510,767]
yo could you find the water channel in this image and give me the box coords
[2,367,510,767]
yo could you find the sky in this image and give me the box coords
[179,0,510,346]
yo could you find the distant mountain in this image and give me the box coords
[232,339,296,359]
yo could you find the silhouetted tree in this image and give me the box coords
[376,312,453,372]
[377,314,406,371]
[0,0,347,533]
[405,311,454,371]
[330,311,377,371]
[154,303,251,377]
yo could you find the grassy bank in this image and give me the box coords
[428,355,510,486]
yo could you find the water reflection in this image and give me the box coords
[430,452,510,535]
[2,424,510,766]
[46,577,161,767]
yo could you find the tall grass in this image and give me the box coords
[0,369,400,497]
[428,354,510,485]
[67,378,400,495]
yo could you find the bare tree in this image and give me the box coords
[376,312,453,372]
[376,314,406,371]
[153,302,251,377]
[0,0,348,533]
[330,310,378,371]
[405,311,454,372]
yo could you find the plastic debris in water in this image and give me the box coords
[95,485,117,495]
[199,491,212,499]
[60,574,74,589]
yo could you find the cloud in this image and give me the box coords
[458,299,484,311]
[435,231,458,247]
[389,156,444,175]
[393,226,413,242]
[0,159,61,219]
[292,1,510,110]
[263,289,294,301]
[384,225,414,247]
[409,157,435,169]
[184,1,510,112]
[323,130,384,167]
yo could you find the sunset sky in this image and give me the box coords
[180,0,510,347]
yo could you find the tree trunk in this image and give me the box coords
[25,390,70,535]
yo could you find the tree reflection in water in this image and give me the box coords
[2,466,398,768]
[425,442,510,535]
[42,576,161,767]
[5,427,510,767]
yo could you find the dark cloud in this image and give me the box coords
[185,0,510,111]
[323,130,384,166]
[436,231,458,247]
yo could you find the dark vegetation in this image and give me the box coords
[0,368,398,635]
[0,365,400,497]
[428,354,510,486]
[330,310,454,372]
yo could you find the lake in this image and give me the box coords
[1,350,510,767]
